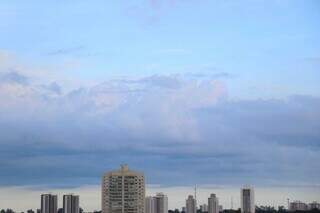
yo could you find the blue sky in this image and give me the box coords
[1,0,319,98]
[0,0,320,210]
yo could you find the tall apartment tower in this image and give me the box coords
[102,164,145,213]
[145,196,156,213]
[41,194,58,213]
[154,193,168,213]
[208,194,219,213]
[186,195,197,213]
[145,193,168,213]
[241,187,255,213]
[63,194,79,213]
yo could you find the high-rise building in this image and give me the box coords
[145,193,168,213]
[186,195,197,213]
[63,194,79,213]
[145,196,156,213]
[101,164,145,213]
[208,194,219,213]
[154,193,168,213]
[41,194,58,213]
[240,187,255,213]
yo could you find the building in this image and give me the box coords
[186,195,197,213]
[101,164,145,213]
[41,194,58,213]
[145,196,156,213]
[154,193,168,213]
[309,202,320,210]
[200,204,208,212]
[63,194,79,213]
[240,187,255,213]
[208,194,219,213]
[218,205,223,212]
[182,207,186,213]
[289,201,308,211]
[145,193,168,213]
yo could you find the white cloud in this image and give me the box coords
[0,50,320,210]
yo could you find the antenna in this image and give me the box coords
[194,184,197,201]
[231,196,234,210]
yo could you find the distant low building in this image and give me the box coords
[289,201,308,211]
[308,201,320,210]
[200,204,208,212]
[182,207,186,213]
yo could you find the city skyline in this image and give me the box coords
[1,171,319,211]
[0,0,319,211]
[1,180,320,212]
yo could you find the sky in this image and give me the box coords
[0,0,320,211]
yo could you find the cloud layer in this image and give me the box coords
[0,55,319,189]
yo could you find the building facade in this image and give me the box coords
[200,204,208,212]
[208,194,219,213]
[102,164,145,213]
[289,201,308,211]
[41,194,58,213]
[186,195,197,213]
[63,194,79,213]
[154,193,168,213]
[309,202,320,210]
[241,187,255,213]
[145,196,156,213]
[145,193,168,213]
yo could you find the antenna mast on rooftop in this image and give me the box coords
[231,196,234,210]
[194,184,197,202]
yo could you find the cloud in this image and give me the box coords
[40,82,62,95]
[0,70,29,85]
[0,57,319,194]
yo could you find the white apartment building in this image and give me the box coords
[186,195,197,213]
[145,193,168,213]
[101,165,145,213]
[208,194,219,213]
